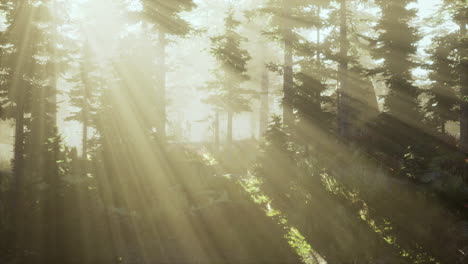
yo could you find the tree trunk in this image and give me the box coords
[10,80,26,258]
[227,111,233,144]
[316,6,321,66]
[214,110,220,151]
[81,65,89,162]
[156,29,167,143]
[13,103,24,196]
[283,33,294,127]
[459,18,468,153]
[259,66,270,136]
[48,1,58,127]
[338,0,350,139]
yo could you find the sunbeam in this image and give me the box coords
[0,0,466,263]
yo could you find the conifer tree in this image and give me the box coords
[373,0,421,124]
[426,34,459,133]
[441,0,468,152]
[0,1,67,260]
[261,0,318,127]
[67,41,101,162]
[203,10,251,144]
[141,0,196,143]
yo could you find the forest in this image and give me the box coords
[0,0,467,263]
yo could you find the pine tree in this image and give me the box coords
[426,34,459,133]
[66,41,101,162]
[203,10,251,144]
[0,1,67,260]
[373,0,422,124]
[259,65,270,136]
[1,0,35,205]
[260,0,318,127]
[443,0,468,152]
[330,0,380,139]
[337,0,351,139]
[141,0,196,143]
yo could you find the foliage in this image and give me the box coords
[373,0,422,123]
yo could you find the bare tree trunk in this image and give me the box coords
[81,41,93,162]
[283,30,294,127]
[316,6,321,66]
[338,0,350,139]
[459,18,468,153]
[281,0,294,128]
[13,103,24,197]
[214,110,220,151]
[156,29,167,143]
[227,111,233,144]
[259,67,270,136]
[80,65,89,161]
[48,0,58,127]
[10,82,25,258]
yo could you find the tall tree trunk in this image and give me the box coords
[48,1,58,127]
[11,89,25,235]
[338,0,350,139]
[156,29,167,143]
[316,6,321,66]
[13,100,24,197]
[282,0,294,128]
[80,64,89,161]
[227,111,233,144]
[11,93,25,252]
[250,111,257,139]
[214,110,220,151]
[259,66,270,136]
[30,67,47,181]
[459,18,468,153]
[8,1,29,256]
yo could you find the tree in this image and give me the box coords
[1,0,34,207]
[66,41,101,163]
[141,0,196,143]
[260,0,318,127]
[329,0,380,139]
[444,1,468,152]
[337,0,351,139]
[259,65,270,136]
[203,10,251,144]
[373,0,421,124]
[0,0,68,261]
[426,34,459,134]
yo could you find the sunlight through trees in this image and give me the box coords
[0,0,467,263]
